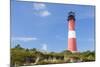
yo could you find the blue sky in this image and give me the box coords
[11,0,95,52]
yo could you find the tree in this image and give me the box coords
[79,51,95,62]
[30,48,37,51]
[15,44,23,49]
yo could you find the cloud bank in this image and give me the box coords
[12,37,38,42]
[33,3,51,17]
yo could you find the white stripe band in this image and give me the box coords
[68,31,76,38]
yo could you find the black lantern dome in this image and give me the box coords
[67,11,75,21]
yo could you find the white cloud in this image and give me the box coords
[42,43,47,51]
[33,3,51,17]
[33,3,46,10]
[40,10,51,17]
[12,37,38,42]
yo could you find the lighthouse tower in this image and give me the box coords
[67,12,77,52]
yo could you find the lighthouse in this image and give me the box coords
[67,11,77,52]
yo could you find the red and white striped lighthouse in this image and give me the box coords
[67,12,77,52]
